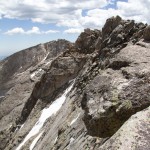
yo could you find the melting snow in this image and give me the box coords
[30,132,43,150]
[70,137,75,143]
[70,114,80,126]
[45,60,52,66]
[0,96,5,99]
[16,82,74,150]
[41,52,49,62]
[54,136,58,144]
[30,69,43,78]
[66,137,75,149]
[20,124,25,130]
[16,71,26,76]
[15,123,25,133]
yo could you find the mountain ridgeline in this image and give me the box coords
[0,16,150,150]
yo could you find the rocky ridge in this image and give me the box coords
[0,16,150,150]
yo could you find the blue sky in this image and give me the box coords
[0,0,149,56]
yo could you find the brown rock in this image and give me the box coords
[143,25,150,41]
[102,15,122,39]
[75,28,101,54]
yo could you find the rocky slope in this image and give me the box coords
[0,16,150,150]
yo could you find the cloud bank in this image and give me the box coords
[1,0,150,34]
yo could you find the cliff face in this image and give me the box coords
[0,16,150,150]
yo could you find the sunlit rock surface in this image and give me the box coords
[0,16,150,150]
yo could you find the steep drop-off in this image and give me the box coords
[0,16,150,150]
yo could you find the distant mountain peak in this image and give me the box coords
[0,16,150,150]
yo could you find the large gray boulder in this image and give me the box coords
[100,106,150,150]
[75,28,101,54]
[82,44,150,138]
[143,25,150,41]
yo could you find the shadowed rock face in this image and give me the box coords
[75,28,102,54]
[143,25,150,41]
[0,16,150,150]
[82,45,150,138]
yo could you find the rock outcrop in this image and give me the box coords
[100,106,150,150]
[0,39,72,94]
[75,28,101,54]
[0,16,150,150]
[143,25,150,41]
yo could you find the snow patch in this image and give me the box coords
[16,82,74,150]
[30,69,43,78]
[70,114,80,126]
[20,124,25,130]
[30,131,43,150]
[54,136,58,144]
[45,60,52,66]
[41,52,49,62]
[70,137,75,144]
[0,96,5,99]
[16,71,26,76]
[15,123,25,132]
[66,137,75,149]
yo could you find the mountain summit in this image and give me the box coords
[0,16,150,150]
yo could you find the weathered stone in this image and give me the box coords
[143,25,150,41]
[100,106,150,150]
[75,28,101,54]
[102,15,122,39]
[82,45,150,138]
[0,16,150,150]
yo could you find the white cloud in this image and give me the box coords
[4,27,59,35]
[26,27,40,34]
[64,28,83,34]
[57,20,81,28]
[74,0,107,9]
[44,30,60,34]
[80,8,119,29]
[116,0,150,23]
[1,0,150,34]
[5,27,25,35]
[0,0,108,24]
[78,0,150,29]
